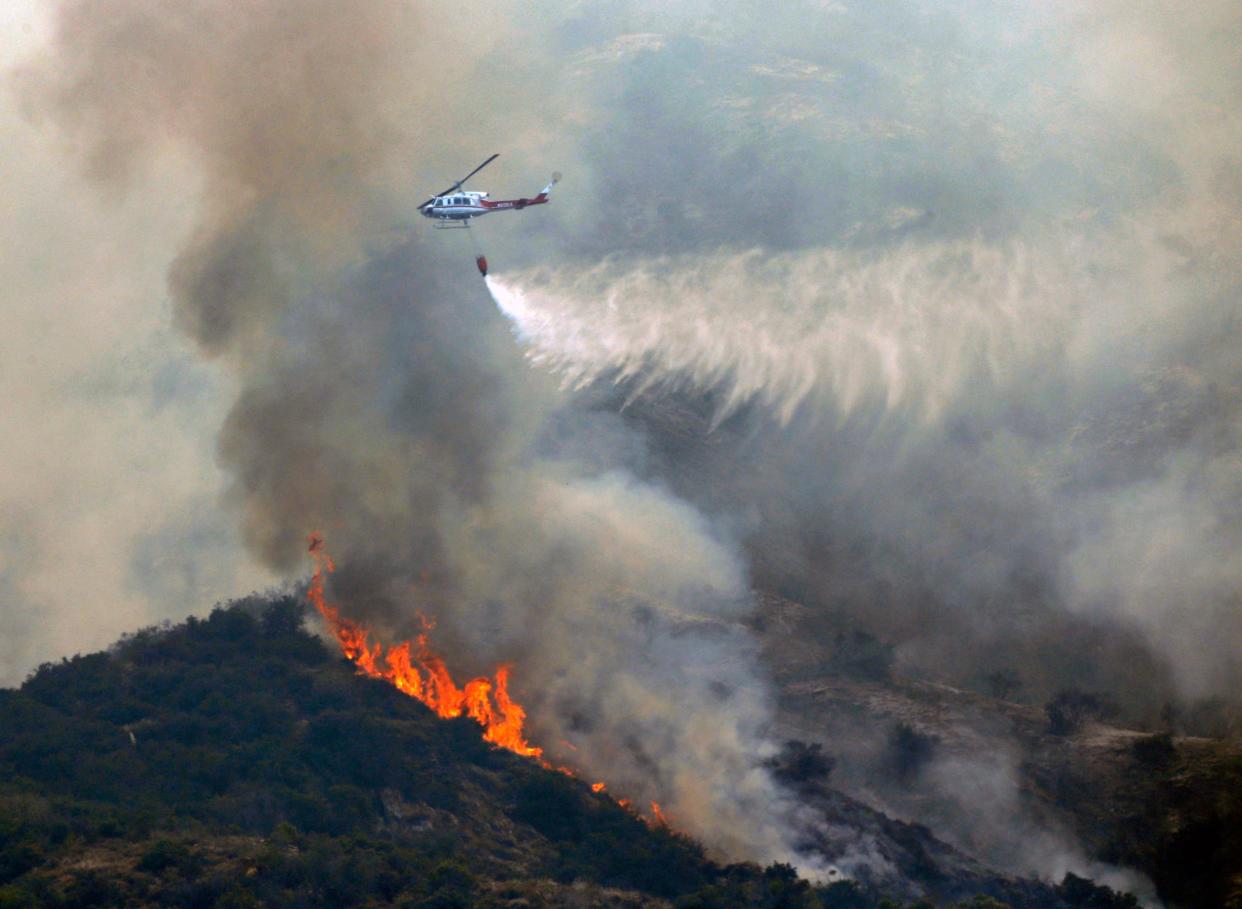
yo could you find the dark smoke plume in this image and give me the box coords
[18,0,814,866]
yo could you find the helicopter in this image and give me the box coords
[419,154,560,229]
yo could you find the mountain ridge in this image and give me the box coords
[0,595,1144,908]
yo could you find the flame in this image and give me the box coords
[305,534,668,827]
[651,801,669,827]
[306,534,541,759]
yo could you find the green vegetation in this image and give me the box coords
[0,597,1158,907]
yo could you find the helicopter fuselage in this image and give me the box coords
[422,191,490,222]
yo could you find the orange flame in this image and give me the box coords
[305,534,670,825]
[307,534,541,759]
[651,801,670,827]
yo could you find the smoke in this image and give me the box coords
[0,2,272,685]
[474,0,1242,709]
[12,0,812,867]
[486,213,1242,704]
[438,467,798,859]
[916,748,1159,903]
[11,0,1242,889]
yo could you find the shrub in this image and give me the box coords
[1046,689,1115,736]
[1130,733,1176,768]
[766,741,836,788]
[1057,871,1140,908]
[981,669,1022,702]
[830,631,895,681]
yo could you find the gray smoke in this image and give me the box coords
[477,0,1242,709]
[15,0,815,867]
[488,218,1242,705]
[13,0,1242,887]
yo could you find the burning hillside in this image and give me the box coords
[306,534,542,760]
[12,1,1242,905]
[0,597,742,907]
[0,595,1152,908]
[307,533,629,812]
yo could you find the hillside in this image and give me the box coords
[753,593,1242,909]
[0,597,1144,909]
[600,387,1242,908]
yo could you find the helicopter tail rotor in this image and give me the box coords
[539,172,562,196]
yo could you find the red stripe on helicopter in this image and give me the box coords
[480,193,549,210]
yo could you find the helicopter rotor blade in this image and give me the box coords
[423,153,500,206]
[454,152,500,191]
[419,154,500,211]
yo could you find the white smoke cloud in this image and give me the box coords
[434,468,801,860]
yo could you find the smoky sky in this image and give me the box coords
[8,0,1242,878]
[488,0,1242,707]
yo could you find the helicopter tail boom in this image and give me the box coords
[480,172,561,212]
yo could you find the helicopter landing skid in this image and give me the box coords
[434,220,472,230]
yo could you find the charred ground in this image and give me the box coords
[0,597,1143,909]
[755,593,1242,909]
[596,385,1242,909]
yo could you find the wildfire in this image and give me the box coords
[306,534,657,823]
[306,534,541,759]
[651,801,670,827]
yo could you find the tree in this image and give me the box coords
[885,723,939,784]
[1130,733,1176,768]
[766,741,836,788]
